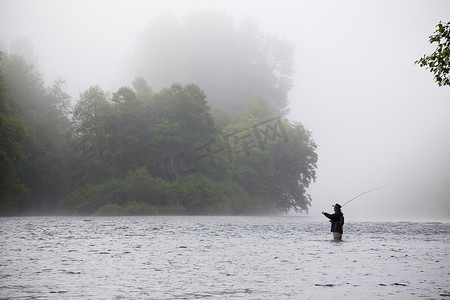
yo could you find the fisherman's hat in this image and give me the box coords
[332,203,341,209]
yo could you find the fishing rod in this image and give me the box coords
[341,185,393,208]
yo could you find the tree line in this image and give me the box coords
[1,11,319,215]
[0,52,317,215]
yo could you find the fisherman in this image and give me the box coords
[322,203,344,240]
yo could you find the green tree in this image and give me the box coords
[0,53,71,212]
[270,121,317,212]
[65,80,317,215]
[148,83,220,178]
[70,86,111,184]
[69,82,219,184]
[416,21,450,87]
[211,105,233,128]
[0,52,28,213]
[226,96,317,213]
[98,87,148,177]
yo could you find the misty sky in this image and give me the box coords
[1,0,449,220]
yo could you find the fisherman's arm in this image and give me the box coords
[322,212,338,220]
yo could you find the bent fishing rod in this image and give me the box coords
[341,185,393,208]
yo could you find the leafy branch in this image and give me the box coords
[416,21,450,87]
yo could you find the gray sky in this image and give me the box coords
[1,0,449,220]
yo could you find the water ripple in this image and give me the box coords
[0,216,449,299]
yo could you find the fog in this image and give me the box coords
[1,0,449,220]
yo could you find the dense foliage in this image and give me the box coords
[0,53,28,213]
[0,53,70,214]
[60,82,317,215]
[416,21,450,87]
[0,13,317,215]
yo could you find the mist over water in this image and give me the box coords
[1,0,449,219]
[1,216,449,299]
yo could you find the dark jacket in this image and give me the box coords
[324,211,343,234]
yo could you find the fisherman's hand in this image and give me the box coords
[321,211,324,214]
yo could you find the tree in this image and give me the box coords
[270,121,317,212]
[69,82,220,184]
[0,52,28,214]
[130,11,294,113]
[70,86,110,184]
[47,77,72,120]
[0,52,71,212]
[72,86,109,138]
[132,76,153,101]
[416,21,450,87]
[64,82,231,214]
[225,96,317,213]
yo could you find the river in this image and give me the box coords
[1,216,449,299]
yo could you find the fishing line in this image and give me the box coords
[341,185,393,207]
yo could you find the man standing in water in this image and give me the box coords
[322,203,344,240]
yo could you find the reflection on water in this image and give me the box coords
[1,216,449,299]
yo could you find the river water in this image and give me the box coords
[0,216,449,299]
